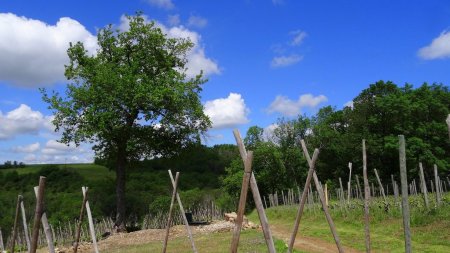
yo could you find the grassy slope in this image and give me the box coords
[248,193,450,252]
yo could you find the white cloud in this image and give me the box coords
[146,0,174,10]
[267,94,328,116]
[290,30,307,46]
[187,15,208,28]
[263,124,278,142]
[271,54,303,68]
[0,104,55,139]
[418,30,450,60]
[204,93,250,129]
[167,14,180,26]
[119,15,220,78]
[41,140,77,155]
[344,100,354,109]
[12,143,40,153]
[0,13,97,87]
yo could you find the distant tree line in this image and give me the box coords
[222,81,450,201]
[0,160,26,169]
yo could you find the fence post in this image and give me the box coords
[33,186,55,253]
[0,227,4,253]
[10,195,22,253]
[362,139,371,253]
[74,187,89,253]
[162,172,180,253]
[82,187,98,253]
[399,135,412,253]
[19,197,31,252]
[418,163,429,209]
[347,162,352,203]
[374,169,388,208]
[434,164,442,206]
[30,176,46,253]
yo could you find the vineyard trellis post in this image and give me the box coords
[162,172,180,253]
[446,114,450,140]
[418,163,429,209]
[232,129,276,253]
[399,135,412,253]
[347,162,352,204]
[19,196,31,252]
[10,195,22,253]
[82,186,98,253]
[433,164,442,206]
[33,186,55,253]
[74,187,89,253]
[30,176,46,253]
[362,139,371,253]
[0,227,4,253]
[374,169,388,209]
[168,169,198,253]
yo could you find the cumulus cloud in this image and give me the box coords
[271,54,303,68]
[12,143,40,153]
[263,124,278,142]
[187,15,208,28]
[0,104,55,139]
[290,30,307,46]
[119,15,220,78]
[41,140,78,155]
[146,0,174,10]
[418,30,450,60]
[204,93,250,129]
[20,140,93,164]
[0,13,97,87]
[167,14,180,26]
[344,100,354,109]
[267,94,328,116]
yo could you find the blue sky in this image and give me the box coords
[1,0,450,164]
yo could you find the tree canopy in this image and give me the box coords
[42,13,211,229]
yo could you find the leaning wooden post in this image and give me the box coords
[347,162,352,204]
[0,227,4,253]
[362,139,371,253]
[168,170,197,253]
[374,169,388,208]
[399,135,412,253]
[233,129,276,253]
[355,175,363,200]
[19,196,31,252]
[30,176,46,253]
[10,195,22,253]
[433,164,441,207]
[418,163,429,210]
[162,172,180,253]
[288,148,319,253]
[82,187,98,253]
[324,183,328,207]
[230,151,254,253]
[74,188,89,253]
[33,186,55,253]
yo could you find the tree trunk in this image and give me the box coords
[114,147,127,232]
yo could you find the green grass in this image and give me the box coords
[99,230,301,253]
[248,193,450,252]
[2,163,115,180]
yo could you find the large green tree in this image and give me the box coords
[42,14,210,230]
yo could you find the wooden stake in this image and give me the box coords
[325,183,328,207]
[399,135,411,253]
[10,195,22,253]
[374,169,388,208]
[362,139,371,253]
[230,151,253,253]
[33,186,55,253]
[74,188,89,253]
[163,172,180,253]
[30,177,46,253]
[355,175,363,199]
[82,187,98,253]
[0,227,4,253]
[19,197,31,252]
[347,163,352,203]
[434,164,441,206]
[418,163,429,209]
[168,170,197,253]
[446,114,450,140]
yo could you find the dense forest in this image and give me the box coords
[0,80,449,238]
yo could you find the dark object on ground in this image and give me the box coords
[185,212,209,225]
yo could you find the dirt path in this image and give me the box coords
[270,224,362,253]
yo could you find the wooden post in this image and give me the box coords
[74,188,89,253]
[233,129,275,253]
[288,148,319,253]
[33,186,55,253]
[30,177,46,253]
[10,195,22,253]
[347,162,352,203]
[374,169,388,208]
[355,175,363,199]
[230,151,253,253]
[399,135,412,253]
[168,170,197,253]
[325,183,328,207]
[19,197,31,252]
[163,172,180,253]
[446,114,450,140]
[339,177,345,206]
[434,164,441,206]
[362,139,371,253]
[0,227,4,253]
[82,187,98,253]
